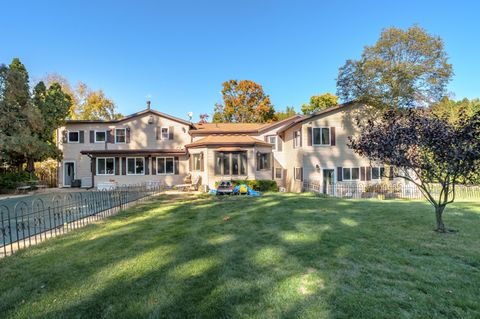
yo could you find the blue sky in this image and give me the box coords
[1,0,479,120]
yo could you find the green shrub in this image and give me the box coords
[0,171,37,190]
[214,179,278,192]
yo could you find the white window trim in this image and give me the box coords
[274,167,283,180]
[293,130,301,149]
[312,127,331,146]
[342,167,360,181]
[67,131,80,143]
[63,160,76,187]
[126,157,145,175]
[94,130,107,143]
[371,166,384,180]
[157,156,175,175]
[96,157,115,175]
[191,154,201,172]
[160,127,169,140]
[268,135,277,151]
[115,128,126,144]
[294,167,303,181]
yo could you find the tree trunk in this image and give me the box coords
[435,205,446,232]
[26,158,35,173]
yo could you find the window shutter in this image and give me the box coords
[366,167,372,181]
[256,152,260,171]
[152,157,156,175]
[200,152,204,171]
[126,127,131,143]
[299,129,303,147]
[389,166,394,180]
[79,131,85,143]
[277,138,283,152]
[174,156,179,174]
[156,127,159,140]
[145,157,150,175]
[108,130,114,143]
[62,130,68,143]
[300,168,303,181]
[337,167,343,182]
[264,135,268,142]
[90,130,94,143]
[189,155,192,171]
[307,127,312,146]
[169,126,174,140]
[115,157,120,175]
[121,157,126,175]
[91,158,96,175]
[330,127,336,146]
[360,167,366,181]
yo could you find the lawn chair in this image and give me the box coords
[176,175,202,192]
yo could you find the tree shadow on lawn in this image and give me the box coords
[0,194,479,318]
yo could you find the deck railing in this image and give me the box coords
[0,182,163,258]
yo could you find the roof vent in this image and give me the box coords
[146,100,151,110]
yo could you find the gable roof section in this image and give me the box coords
[65,108,192,126]
[185,135,272,148]
[277,102,357,134]
[191,114,303,135]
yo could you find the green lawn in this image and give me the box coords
[0,193,479,319]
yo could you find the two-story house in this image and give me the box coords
[57,102,399,192]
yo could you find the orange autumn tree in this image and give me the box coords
[213,80,276,123]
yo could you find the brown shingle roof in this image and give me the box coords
[192,115,304,134]
[185,135,272,148]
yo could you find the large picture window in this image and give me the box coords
[96,157,115,175]
[127,157,144,175]
[214,152,247,176]
[313,127,330,146]
[157,157,174,174]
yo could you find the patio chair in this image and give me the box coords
[175,175,202,192]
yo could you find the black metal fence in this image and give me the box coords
[303,180,480,200]
[0,183,163,258]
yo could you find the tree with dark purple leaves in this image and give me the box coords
[349,108,480,232]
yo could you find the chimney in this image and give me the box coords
[146,100,151,110]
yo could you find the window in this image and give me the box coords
[157,157,174,174]
[371,167,385,180]
[96,157,114,175]
[275,167,283,179]
[115,128,126,143]
[214,152,247,176]
[258,153,271,170]
[192,154,201,171]
[342,167,360,181]
[68,131,79,143]
[313,127,330,146]
[161,127,169,140]
[95,131,106,143]
[268,136,277,151]
[294,167,303,181]
[293,130,301,148]
[127,157,144,175]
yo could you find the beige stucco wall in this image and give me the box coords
[58,112,191,187]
